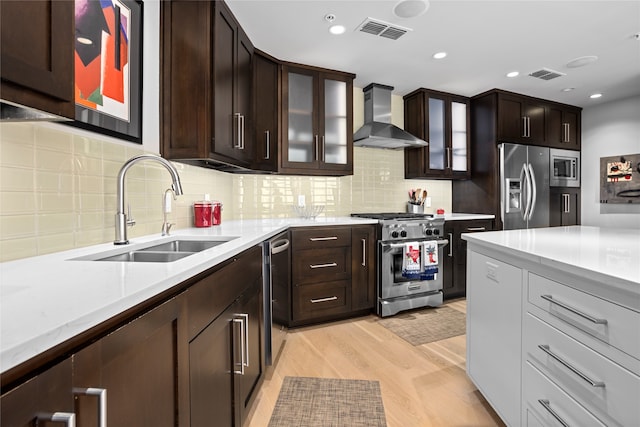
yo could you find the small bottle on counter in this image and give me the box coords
[194,194,213,227]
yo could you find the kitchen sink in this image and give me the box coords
[71,236,238,263]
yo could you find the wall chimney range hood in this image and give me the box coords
[353,83,427,149]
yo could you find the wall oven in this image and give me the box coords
[352,213,448,317]
[550,148,580,187]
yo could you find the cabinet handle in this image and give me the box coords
[540,294,608,324]
[239,313,249,368]
[309,236,338,241]
[563,194,570,213]
[310,296,338,303]
[321,135,325,162]
[361,238,366,266]
[315,135,319,161]
[73,388,107,427]
[466,227,486,232]
[538,400,570,427]
[37,412,76,427]
[234,113,242,149]
[522,117,527,137]
[240,115,245,149]
[563,123,570,143]
[446,147,451,169]
[233,316,245,375]
[527,117,531,137]
[265,130,270,160]
[537,344,605,388]
[448,233,453,257]
[310,262,337,269]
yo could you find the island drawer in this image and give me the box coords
[292,227,352,250]
[525,313,640,427]
[528,272,640,361]
[524,362,605,427]
[292,280,350,321]
[292,247,351,285]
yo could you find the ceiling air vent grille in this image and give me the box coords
[357,18,411,40]
[529,68,566,81]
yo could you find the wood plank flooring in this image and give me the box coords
[246,299,506,427]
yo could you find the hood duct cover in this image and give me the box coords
[353,83,427,149]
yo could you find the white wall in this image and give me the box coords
[581,95,640,228]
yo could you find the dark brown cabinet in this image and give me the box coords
[281,65,355,176]
[497,92,547,144]
[252,50,280,172]
[547,105,581,150]
[289,225,376,326]
[404,88,470,179]
[0,0,75,119]
[550,187,580,226]
[74,297,184,427]
[161,0,254,169]
[1,358,73,427]
[443,219,494,299]
[188,245,263,427]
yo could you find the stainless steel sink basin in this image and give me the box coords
[97,251,194,263]
[139,239,229,253]
[71,236,238,263]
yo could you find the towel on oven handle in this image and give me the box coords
[402,242,422,278]
[420,241,439,280]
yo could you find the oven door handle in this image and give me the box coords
[385,239,449,249]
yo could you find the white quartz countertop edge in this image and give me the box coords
[462,226,640,291]
[443,213,495,221]
[0,217,377,374]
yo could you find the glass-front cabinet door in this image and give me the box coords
[428,97,446,171]
[450,100,468,174]
[282,66,353,175]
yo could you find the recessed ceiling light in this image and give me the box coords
[590,93,603,99]
[76,37,92,45]
[433,52,447,59]
[506,71,519,78]
[329,25,346,35]
[566,55,598,68]
[393,0,430,18]
[562,87,575,92]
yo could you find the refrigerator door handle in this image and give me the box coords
[520,163,530,220]
[527,163,538,220]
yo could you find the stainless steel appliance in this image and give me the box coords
[263,231,289,367]
[550,148,580,187]
[500,143,550,230]
[351,213,448,317]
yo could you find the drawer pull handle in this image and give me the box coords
[466,227,486,231]
[540,294,608,325]
[538,344,605,388]
[309,236,338,241]
[310,296,338,303]
[73,388,107,427]
[38,412,76,427]
[310,262,337,269]
[538,399,570,427]
[361,238,366,266]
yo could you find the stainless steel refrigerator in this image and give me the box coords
[499,143,550,230]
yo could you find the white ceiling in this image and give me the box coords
[226,0,640,108]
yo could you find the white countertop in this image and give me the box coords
[0,217,376,374]
[443,213,495,221]
[462,226,640,289]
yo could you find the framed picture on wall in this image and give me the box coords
[599,153,640,203]
[66,0,143,143]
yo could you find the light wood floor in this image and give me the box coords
[246,299,506,427]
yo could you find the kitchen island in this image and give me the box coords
[463,226,639,427]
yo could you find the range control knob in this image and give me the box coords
[400,230,407,238]
[424,228,433,236]
[434,229,440,236]
[391,231,399,238]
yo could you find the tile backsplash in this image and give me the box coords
[0,122,450,262]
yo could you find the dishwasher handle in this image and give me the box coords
[271,239,290,255]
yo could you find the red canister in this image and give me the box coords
[212,201,222,225]
[194,201,213,227]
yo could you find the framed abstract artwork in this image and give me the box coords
[68,0,143,143]
[600,153,640,203]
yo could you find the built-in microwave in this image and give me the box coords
[550,148,580,187]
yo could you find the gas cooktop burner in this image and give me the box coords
[351,212,435,220]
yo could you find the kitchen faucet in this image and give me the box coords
[115,154,184,245]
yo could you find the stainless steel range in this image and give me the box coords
[352,213,448,317]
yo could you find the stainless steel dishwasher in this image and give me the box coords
[263,231,290,366]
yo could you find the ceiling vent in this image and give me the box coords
[357,18,411,40]
[528,68,566,81]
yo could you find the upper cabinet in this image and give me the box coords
[0,0,75,119]
[252,50,280,172]
[161,0,254,169]
[404,88,470,179]
[280,64,354,176]
[477,89,582,150]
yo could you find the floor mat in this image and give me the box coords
[377,305,466,346]
[268,376,387,427]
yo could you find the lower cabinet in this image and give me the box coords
[289,224,376,326]
[188,245,263,427]
[443,219,493,299]
[550,187,580,226]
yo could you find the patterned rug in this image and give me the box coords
[377,305,466,346]
[268,376,387,427]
